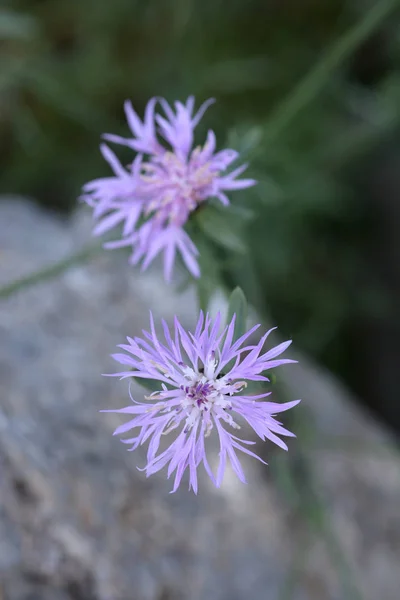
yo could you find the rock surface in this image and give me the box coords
[0,197,399,600]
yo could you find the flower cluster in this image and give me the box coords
[81,97,255,281]
[80,94,299,492]
[103,311,300,493]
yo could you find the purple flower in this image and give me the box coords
[81,96,256,281]
[82,145,144,238]
[103,311,300,493]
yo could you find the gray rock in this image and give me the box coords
[0,197,399,600]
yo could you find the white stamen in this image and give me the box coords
[145,402,166,412]
[177,354,243,435]
[162,420,180,435]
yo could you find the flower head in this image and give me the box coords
[81,96,256,281]
[103,312,300,493]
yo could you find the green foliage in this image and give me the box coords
[0,0,350,204]
[195,204,247,254]
[227,287,248,343]
[136,377,164,394]
[1,0,399,392]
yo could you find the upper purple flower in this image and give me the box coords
[81,97,256,281]
[103,311,300,493]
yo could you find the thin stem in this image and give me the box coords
[274,450,363,600]
[278,533,313,600]
[0,244,102,300]
[196,283,210,313]
[273,389,364,600]
[264,0,400,143]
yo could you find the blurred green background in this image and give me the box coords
[1,0,400,433]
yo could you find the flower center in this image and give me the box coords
[179,366,243,435]
[186,381,214,407]
[140,148,217,226]
[181,380,219,412]
[147,359,246,437]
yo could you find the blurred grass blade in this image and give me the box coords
[196,281,211,314]
[0,244,101,300]
[264,0,400,143]
[136,378,163,393]
[196,206,246,254]
[227,286,247,342]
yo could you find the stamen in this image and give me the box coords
[149,360,170,374]
[233,381,247,391]
[162,420,180,435]
[145,402,166,412]
[137,145,218,228]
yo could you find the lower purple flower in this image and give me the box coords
[103,311,300,493]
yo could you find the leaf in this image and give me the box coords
[190,228,224,312]
[136,377,163,393]
[268,372,277,386]
[225,203,255,221]
[196,279,212,313]
[226,125,264,156]
[196,207,247,254]
[227,286,248,343]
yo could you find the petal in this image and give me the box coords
[93,211,125,236]
[192,97,215,127]
[124,99,143,136]
[100,144,126,177]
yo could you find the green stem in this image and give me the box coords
[264,0,400,142]
[278,533,313,600]
[0,244,101,300]
[273,390,364,600]
[196,285,210,313]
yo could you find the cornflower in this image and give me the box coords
[81,97,256,281]
[103,311,300,493]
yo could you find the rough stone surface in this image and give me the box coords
[0,197,399,600]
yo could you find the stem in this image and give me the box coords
[264,0,400,142]
[273,389,364,600]
[279,533,313,600]
[0,244,102,300]
[196,279,211,313]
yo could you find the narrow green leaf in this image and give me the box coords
[196,280,211,313]
[196,207,246,254]
[227,286,248,343]
[269,373,277,385]
[136,378,163,393]
[225,203,255,221]
[0,244,102,300]
[262,0,400,145]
